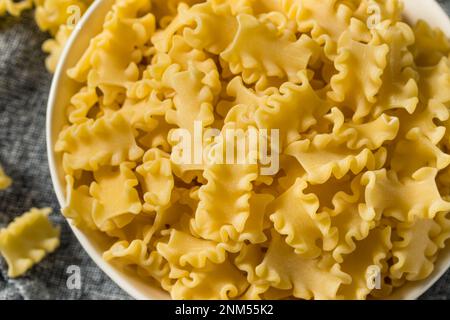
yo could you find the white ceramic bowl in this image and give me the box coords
[47,0,450,300]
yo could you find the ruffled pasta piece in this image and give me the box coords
[338,226,392,300]
[0,208,60,278]
[236,245,295,297]
[116,92,172,131]
[90,163,142,232]
[217,76,269,118]
[103,214,155,243]
[326,107,399,150]
[151,1,245,53]
[62,175,97,230]
[163,59,220,131]
[234,243,264,285]
[255,72,332,147]
[68,0,154,90]
[164,34,208,71]
[285,134,387,184]
[157,229,236,277]
[372,21,419,116]
[361,168,450,222]
[390,217,441,281]
[412,20,450,67]
[395,100,449,146]
[136,149,174,212]
[191,123,259,242]
[55,113,144,172]
[151,3,196,53]
[268,178,336,258]
[328,30,388,120]
[325,175,377,263]
[221,13,320,84]
[282,0,354,58]
[179,1,243,55]
[65,86,99,124]
[170,260,248,300]
[0,165,12,190]
[236,246,296,299]
[192,160,258,242]
[391,129,450,178]
[255,231,350,300]
[104,239,169,284]
[0,0,32,16]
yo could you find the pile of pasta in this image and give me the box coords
[55,0,450,299]
[0,0,92,71]
[0,208,60,278]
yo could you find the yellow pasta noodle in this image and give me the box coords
[390,217,441,281]
[49,0,450,300]
[0,165,12,190]
[0,208,60,278]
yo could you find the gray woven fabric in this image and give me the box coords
[0,1,449,300]
[0,11,130,300]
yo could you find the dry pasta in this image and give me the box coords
[0,208,60,277]
[43,0,450,299]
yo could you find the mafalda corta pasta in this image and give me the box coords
[0,208,60,277]
[55,0,450,299]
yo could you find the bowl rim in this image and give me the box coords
[46,0,154,300]
[46,0,450,300]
